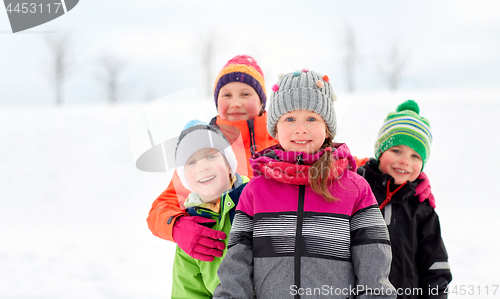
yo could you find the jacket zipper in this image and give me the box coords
[294,153,305,299]
[247,119,257,155]
[294,184,306,299]
[380,179,407,209]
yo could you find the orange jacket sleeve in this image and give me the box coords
[354,156,370,168]
[147,169,190,242]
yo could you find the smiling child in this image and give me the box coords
[171,120,249,298]
[357,100,452,298]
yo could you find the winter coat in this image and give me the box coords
[171,174,250,299]
[357,159,452,299]
[213,144,396,299]
[147,111,278,242]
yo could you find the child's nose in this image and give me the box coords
[197,160,210,172]
[294,121,308,134]
[229,100,242,108]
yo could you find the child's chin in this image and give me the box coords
[227,115,247,121]
[391,176,409,185]
[199,191,225,202]
[201,197,221,204]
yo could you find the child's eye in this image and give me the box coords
[242,93,249,97]
[391,149,400,154]
[412,154,421,160]
[307,117,316,122]
[186,161,195,167]
[285,117,294,122]
[207,155,216,160]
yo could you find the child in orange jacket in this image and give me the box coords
[147,55,277,261]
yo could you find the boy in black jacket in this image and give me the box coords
[357,100,452,299]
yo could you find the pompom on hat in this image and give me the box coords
[374,100,432,171]
[267,69,337,138]
[213,55,267,109]
[175,120,238,191]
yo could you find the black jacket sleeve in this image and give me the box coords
[416,209,452,298]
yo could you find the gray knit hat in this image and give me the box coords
[267,69,337,138]
[175,120,238,191]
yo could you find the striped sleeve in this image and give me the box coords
[213,183,255,299]
[228,210,254,248]
[350,176,391,246]
[228,181,255,248]
[350,204,391,246]
[350,178,396,298]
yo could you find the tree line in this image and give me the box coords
[45,25,408,106]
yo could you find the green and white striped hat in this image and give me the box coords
[374,100,432,170]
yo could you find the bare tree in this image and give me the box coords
[199,31,217,99]
[341,21,361,93]
[44,33,73,106]
[98,54,126,104]
[378,42,409,91]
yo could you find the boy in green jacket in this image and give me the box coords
[171,120,249,299]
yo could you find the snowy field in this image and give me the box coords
[1,89,499,298]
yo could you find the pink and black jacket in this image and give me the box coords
[214,144,396,299]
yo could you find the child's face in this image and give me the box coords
[275,110,327,155]
[378,145,423,185]
[184,148,231,203]
[217,82,261,121]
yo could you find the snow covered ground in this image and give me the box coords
[1,88,499,298]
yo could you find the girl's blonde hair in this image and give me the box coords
[309,127,338,202]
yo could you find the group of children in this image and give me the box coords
[146,55,452,298]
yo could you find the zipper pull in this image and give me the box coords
[297,153,304,165]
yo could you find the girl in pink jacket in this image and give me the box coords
[214,69,396,298]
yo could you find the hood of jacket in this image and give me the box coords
[249,143,357,185]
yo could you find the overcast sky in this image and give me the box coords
[1,0,499,106]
